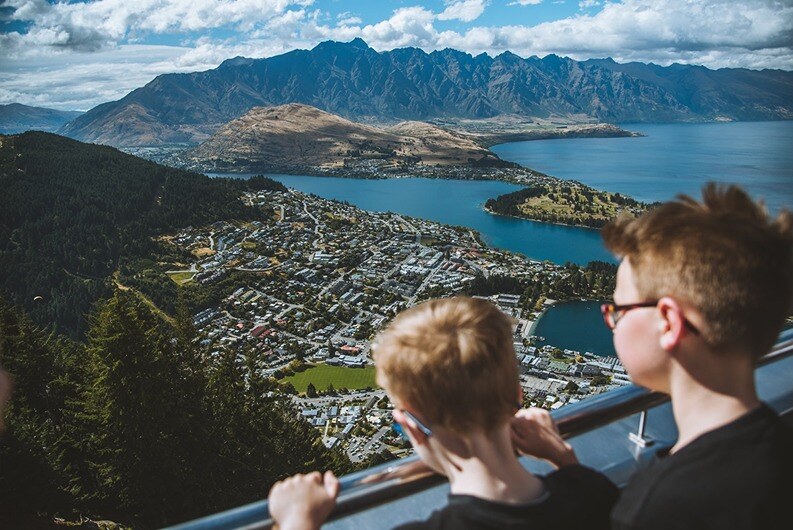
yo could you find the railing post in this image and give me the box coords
[628,409,653,448]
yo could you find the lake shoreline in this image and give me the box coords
[483,204,602,233]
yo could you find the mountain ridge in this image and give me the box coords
[0,103,83,134]
[60,39,793,147]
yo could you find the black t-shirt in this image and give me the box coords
[392,464,617,530]
[612,404,793,530]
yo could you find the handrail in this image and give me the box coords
[165,327,793,530]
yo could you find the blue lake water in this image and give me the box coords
[492,121,793,213]
[213,174,615,266]
[532,301,616,357]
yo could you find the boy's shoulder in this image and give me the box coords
[612,404,793,530]
[393,465,617,530]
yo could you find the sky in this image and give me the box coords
[1,0,792,111]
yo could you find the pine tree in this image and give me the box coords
[0,299,87,521]
[78,291,207,525]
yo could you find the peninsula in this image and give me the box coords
[485,182,648,228]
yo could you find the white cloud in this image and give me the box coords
[338,16,363,26]
[579,0,600,9]
[0,45,191,110]
[358,7,438,48]
[438,1,488,23]
[0,38,304,110]
[1,0,317,55]
[508,1,544,6]
[259,9,309,38]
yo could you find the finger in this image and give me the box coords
[308,471,322,482]
[268,481,282,499]
[324,470,340,498]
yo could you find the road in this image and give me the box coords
[360,426,391,457]
[301,200,324,248]
[407,264,442,305]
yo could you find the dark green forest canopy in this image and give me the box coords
[0,131,285,336]
[0,293,350,527]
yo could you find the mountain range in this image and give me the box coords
[60,38,793,147]
[0,103,83,134]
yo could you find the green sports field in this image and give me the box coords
[283,364,377,393]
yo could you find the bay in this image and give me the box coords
[211,173,616,266]
[491,121,793,213]
[532,301,616,357]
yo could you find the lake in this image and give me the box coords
[492,121,793,213]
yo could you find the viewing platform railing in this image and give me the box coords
[165,327,793,530]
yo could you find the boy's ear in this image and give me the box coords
[393,409,430,445]
[657,297,687,351]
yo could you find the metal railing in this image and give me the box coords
[166,327,793,530]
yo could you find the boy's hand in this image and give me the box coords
[268,470,340,530]
[510,408,578,468]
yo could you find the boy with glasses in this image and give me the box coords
[268,296,617,530]
[513,184,793,529]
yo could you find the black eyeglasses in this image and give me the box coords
[600,301,700,335]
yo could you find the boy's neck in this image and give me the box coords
[668,352,760,453]
[441,425,547,504]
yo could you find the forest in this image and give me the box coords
[0,133,351,527]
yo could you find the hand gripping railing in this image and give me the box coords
[165,327,793,530]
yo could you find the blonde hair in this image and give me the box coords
[602,183,793,356]
[373,296,518,434]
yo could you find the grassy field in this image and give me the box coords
[283,364,377,393]
[166,271,195,285]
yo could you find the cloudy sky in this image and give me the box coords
[2,0,792,111]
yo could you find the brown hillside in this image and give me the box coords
[182,104,505,171]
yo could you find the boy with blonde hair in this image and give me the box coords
[269,296,616,530]
[513,184,793,529]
